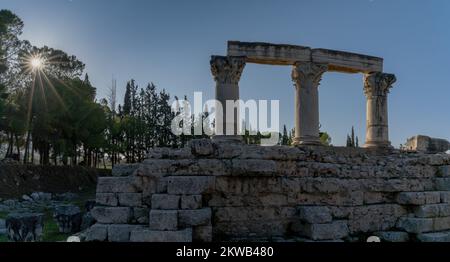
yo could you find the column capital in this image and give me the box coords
[291,62,328,88]
[210,56,246,85]
[364,72,396,97]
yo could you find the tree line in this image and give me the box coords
[1,10,341,168]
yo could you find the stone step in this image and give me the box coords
[130,228,192,242]
[417,231,450,242]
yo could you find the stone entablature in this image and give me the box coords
[227,41,383,73]
[86,139,450,242]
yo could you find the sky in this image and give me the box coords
[2,0,450,147]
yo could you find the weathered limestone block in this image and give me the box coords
[292,220,349,240]
[213,207,295,222]
[132,207,149,224]
[433,217,450,231]
[91,207,131,224]
[363,192,394,205]
[141,159,225,176]
[441,192,450,203]
[396,217,434,233]
[208,193,287,207]
[217,177,282,195]
[288,191,364,207]
[168,176,215,194]
[147,146,193,159]
[374,231,409,242]
[85,223,108,241]
[396,192,441,205]
[108,224,144,242]
[417,231,450,242]
[178,208,212,227]
[434,178,450,191]
[349,204,406,233]
[190,139,214,156]
[414,204,440,218]
[149,210,178,230]
[239,145,306,161]
[215,220,289,239]
[297,206,332,224]
[151,194,180,210]
[404,135,449,153]
[230,159,277,176]
[112,164,139,177]
[130,228,192,242]
[118,193,142,207]
[438,165,450,177]
[193,225,212,242]
[6,213,44,242]
[97,176,143,193]
[53,205,82,233]
[181,195,202,209]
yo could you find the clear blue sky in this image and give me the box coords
[2,0,450,147]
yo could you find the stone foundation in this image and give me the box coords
[86,139,450,242]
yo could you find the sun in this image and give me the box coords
[30,56,44,70]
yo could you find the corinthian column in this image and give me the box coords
[210,55,246,142]
[291,62,328,146]
[363,72,396,149]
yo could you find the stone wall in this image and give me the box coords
[86,139,450,242]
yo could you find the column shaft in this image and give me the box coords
[363,72,396,148]
[210,56,246,141]
[291,62,327,146]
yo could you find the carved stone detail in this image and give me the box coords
[364,72,396,97]
[210,56,246,85]
[292,62,328,88]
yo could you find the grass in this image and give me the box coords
[0,235,7,242]
[42,218,71,242]
[0,211,8,219]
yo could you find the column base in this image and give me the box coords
[212,135,244,144]
[292,136,322,146]
[363,140,393,149]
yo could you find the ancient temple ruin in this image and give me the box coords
[211,41,396,148]
[85,42,450,242]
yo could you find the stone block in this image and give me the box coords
[349,204,406,233]
[132,207,149,224]
[190,139,214,156]
[118,193,142,207]
[130,228,192,242]
[414,204,440,218]
[435,178,450,191]
[91,207,131,224]
[112,164,139,177]
[167,176,215,194]
[297,206,332,224]
[396,217,434,233]
[96,193,118,206]
[178,208,212,227]
[97,176,143,193]
[396,192,441,205]
[85,223,108,241]
[193,225,212,242]
[433,216,450,231]
[374,231,409,242]
[292,220,349,241]
[230,159,277,176]
[108,224,143,242]
[6,213,44,242]
[149,210,178,230]
[151,194,180,210]
[417,231,450,242]
[441,192,450,203]
[53,205,82,233]
[181,195,202,209]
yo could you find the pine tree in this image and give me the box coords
[281,125,289,145]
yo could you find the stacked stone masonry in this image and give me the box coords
[86,139,450,242]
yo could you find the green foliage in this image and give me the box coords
[346,126,359,148]
[319,132,332,146]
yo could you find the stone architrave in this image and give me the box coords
[363,72,396,148]
[291,62,328,145]
[210,56,246,142]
